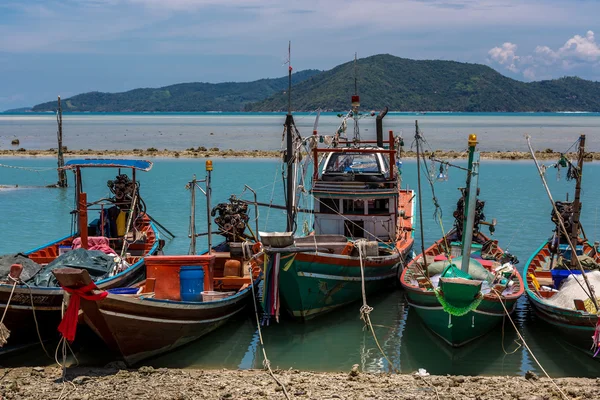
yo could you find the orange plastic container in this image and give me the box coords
[145,255,215,301]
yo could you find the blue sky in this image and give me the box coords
[1,0,599,110]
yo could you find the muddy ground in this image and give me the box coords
[0,365,597,400]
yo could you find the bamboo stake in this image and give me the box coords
[56,96,67,187]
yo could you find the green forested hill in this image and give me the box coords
[31,70,321,112]
[31,54,600,112]
[246,55,600,112]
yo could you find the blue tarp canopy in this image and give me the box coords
[63,159,153,171]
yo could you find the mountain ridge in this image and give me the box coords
[31,70,321,112]
[30,55,600,112]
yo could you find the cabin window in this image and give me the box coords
[343,199,364,215]
[320,197,340,214]
[367,199,389,215]
[325,153,380,174]
[344,220,365,238]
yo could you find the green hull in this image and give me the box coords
[406,289,514,347]
[278,253,401,321]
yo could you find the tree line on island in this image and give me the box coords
[29,54,600,113]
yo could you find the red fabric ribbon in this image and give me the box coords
[57,282,108,342]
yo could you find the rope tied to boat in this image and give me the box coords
[57,282,107,342]
[492,289,571,400]
[0,274,19,346]
[356,240,399,374]
[247,265,290,400]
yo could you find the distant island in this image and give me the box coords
[27,54,600,113]
[4,107,33,113]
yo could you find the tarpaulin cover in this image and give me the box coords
[29,248,117,287]
[0,253,42,282]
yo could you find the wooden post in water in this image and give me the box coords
[56,96,67,187]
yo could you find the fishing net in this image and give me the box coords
[546,270,600,311]
[434,287,483,317]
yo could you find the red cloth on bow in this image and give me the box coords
[57,282,108,342]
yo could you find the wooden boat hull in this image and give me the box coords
[0,218,160,344]
[78,282,258,365]
[277,244,412,321]
[400,232,523,347]
[524,240,600,354]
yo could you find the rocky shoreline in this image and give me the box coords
[0,365,596,399]
[0,148,596,161]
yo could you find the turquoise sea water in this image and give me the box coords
[1,153,600,377]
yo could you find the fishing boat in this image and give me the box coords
[400,133,523,347]
[53,161,262,365]
[0,159,162,346]
[259,54,414,322]
[524,135,600,356]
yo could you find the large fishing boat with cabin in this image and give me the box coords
[258,55,414,321]
[400,132,523,347]
[524,135,600,356]
[53,162,262,365]
[0,159,162,346]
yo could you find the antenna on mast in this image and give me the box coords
[287,41,292,115]
[351,53,360,141]
[354,52,358,96]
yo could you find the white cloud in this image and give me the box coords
[488,30,600,80]
[488,42,520,73]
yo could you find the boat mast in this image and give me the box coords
[284,41,296,232]
[460,134,479,273]
[570,135,585,269]
[415,121,427,268]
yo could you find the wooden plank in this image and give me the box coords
[52,267,93,288]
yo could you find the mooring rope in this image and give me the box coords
[21,281,51,358]
[493,290,570,400]
[0,163,55,172]
[0,277,18,346]
[248,264,290,400]
[355,240,405,378]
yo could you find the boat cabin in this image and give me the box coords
[310,134,400,243]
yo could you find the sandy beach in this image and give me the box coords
[0,365,596,400]
[0,148,594,161]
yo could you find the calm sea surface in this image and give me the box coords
[1,113,600,377]
[2,112,600,152]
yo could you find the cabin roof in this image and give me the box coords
[63,159,153,171]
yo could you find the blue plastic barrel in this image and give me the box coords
[180,265,205,302]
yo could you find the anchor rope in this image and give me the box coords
[493,290,570,400]
[356,240,400,376]
[248,263,290,400]
[0,163,55,172]
[0,277,18,346]
[16,280,52,358]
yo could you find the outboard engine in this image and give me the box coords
[107,174,138,210]
[211,196,250,242]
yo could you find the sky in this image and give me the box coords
[1,0,599,110]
